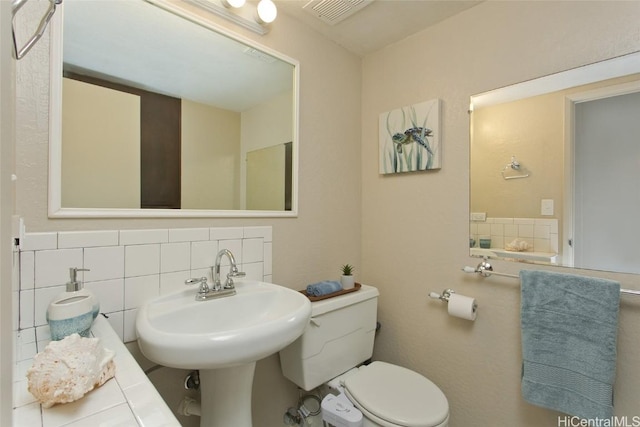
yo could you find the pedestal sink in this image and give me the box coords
[136,280,311,427]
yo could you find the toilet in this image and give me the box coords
[279,284,449,427]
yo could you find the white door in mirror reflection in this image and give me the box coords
[570,89,640,274]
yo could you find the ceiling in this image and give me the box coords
[274,0,482,56]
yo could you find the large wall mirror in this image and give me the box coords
[49,0,298,218]
[470,51,640,275]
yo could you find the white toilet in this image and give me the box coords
[279,284,449,427]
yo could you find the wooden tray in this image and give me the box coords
[300,282,361,301]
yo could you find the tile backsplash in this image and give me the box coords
[469,217,558,253]
[16,226,273,343]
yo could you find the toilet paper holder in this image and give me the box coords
[428,289,478,317]
[429,288,456,302]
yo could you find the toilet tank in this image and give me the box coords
[279,284,379,391]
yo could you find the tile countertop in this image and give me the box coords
[13,316,180,427]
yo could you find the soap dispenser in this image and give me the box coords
[46,268,100,341]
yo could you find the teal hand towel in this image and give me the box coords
[306,280,342,297]
[520,270,620,419]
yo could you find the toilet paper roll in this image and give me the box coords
[447,293,477,321]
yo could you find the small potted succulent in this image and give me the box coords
[340,264,355,289]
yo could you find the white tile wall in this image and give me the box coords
[190,240,218,270]
[168,227,208,242]
[84,246,125,282]
[35,249,83,287]
[119,229,169,246]
[124,275,159,310]
[264,242,273,276]
[210,227,243,240]
[58,230,119,249]
[243,238,265,264]
[160,242,190,273]
[19,251,34,289]
[470,217,558,253]
[20,232,57,251]
[125,245,160,278]
[19,290,34,330]
[218,239,243,265]
[17,226,272,343]
[160,271,191,295]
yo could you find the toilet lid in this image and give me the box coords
[343,361,449,427]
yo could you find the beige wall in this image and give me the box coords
[362,1,640,425]
[62,78,141,208]
[471,91,563,219]
[181,99,240,210]
[13,3,361,426]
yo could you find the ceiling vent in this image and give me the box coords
[302,0,374,26]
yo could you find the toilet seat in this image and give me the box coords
[343,361,449,427]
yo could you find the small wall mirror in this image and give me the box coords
[49,0,298,218]
[470,51,640,275]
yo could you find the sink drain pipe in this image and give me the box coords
[178,396,201,417]
[179,371,202,417]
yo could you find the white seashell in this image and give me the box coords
[26,333,115,408]
[505,238,531,252]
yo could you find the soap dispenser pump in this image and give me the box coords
[66,267,99,319]
[46,268,100,341]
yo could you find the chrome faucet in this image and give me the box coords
[185,250,245,301]
[213,249,246,291]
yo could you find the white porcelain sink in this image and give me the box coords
[136,280,311,427]
[136,280,311,370]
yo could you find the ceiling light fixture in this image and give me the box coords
[184,0,276,35]
[256,0,277,24]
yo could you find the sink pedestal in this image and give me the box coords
[199,362,256,427]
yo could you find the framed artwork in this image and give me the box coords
[379,99,441,174]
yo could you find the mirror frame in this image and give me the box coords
[469,50,640,270]
[48,0,299,218]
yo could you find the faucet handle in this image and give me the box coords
[185,277,209,294]
[224,267,246,288]
[229,266,246,278]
